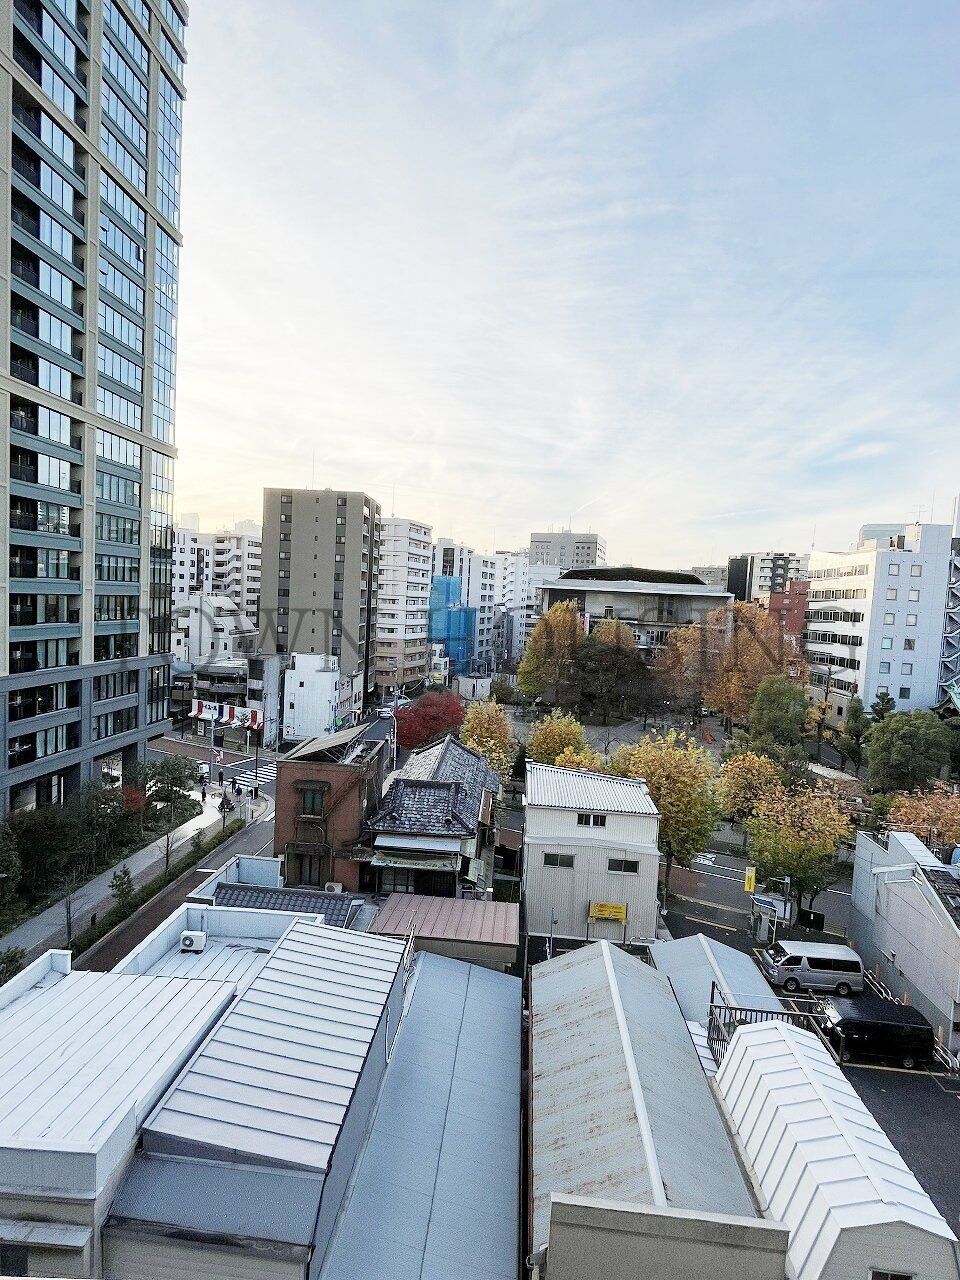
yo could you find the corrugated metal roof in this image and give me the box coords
[0,969,232,1151]
[525,762,659,815]
[139,935,277,986]
[109,1153,324,1246]
[716,1022,959,1280]
[144,921,406,1171]
[369,893,519,947]
[320,953,521,1280]
[530,942,756,1250]
[649,934,783,1024]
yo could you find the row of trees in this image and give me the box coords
[0,756,200,927]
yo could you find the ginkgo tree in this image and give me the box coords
[526,709,589,765]
[745,784,852,913]
[460,699,516,782]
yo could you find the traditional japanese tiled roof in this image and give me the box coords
[367,735,498,837]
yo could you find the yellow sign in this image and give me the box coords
[589,901,627,922]
[744,866,757,894]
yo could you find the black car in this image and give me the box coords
[820,994,936,1069]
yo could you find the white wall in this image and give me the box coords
[524,806,660,941]
[283,655,340,741]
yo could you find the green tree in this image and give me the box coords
[68,782,128,872]
[567,632,644,724]
[837,696,870,773]
[866,711,953,793]
[150,756,201,822]
[7,804,78,902]
[488,675,516,705]
[749,676,807,754]
[609,731,719,899]
[110,862,134,915]
[0,948,25,986]
[527,709,588,764]
[0,822,21,926]
[870,691,896,721]
[517,601,583,700]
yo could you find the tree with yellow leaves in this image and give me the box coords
[553,746,607,772]
[591,617,635,649]
[608,731,719,898]
[526,709,588,765]
[460,700,515,783]
[517,601,583,699]
[717,752,784,824]
[745,784,852,913]
[659,602,806,724]
[887,786,960,851]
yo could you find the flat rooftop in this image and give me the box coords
[320,953,521,1280]
[0,952,232,1194]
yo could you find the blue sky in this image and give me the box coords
[174,0,959,565]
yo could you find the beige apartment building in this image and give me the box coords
[260,488,381,705]
[376,516,432,692]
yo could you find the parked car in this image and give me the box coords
[820,994,936,1069]
[759,940,865,996]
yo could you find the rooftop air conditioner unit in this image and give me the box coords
[325,882,343,894]
[180,930,207,953]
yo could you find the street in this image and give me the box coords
[681,848,852,936]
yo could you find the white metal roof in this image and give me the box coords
[716,1021,958,1280]
[525,761,659,815]
[649,934,783,1024]
[0,953,232,1194]
[144,920,406,1171]
[530,942,757,1250]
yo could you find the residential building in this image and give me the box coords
[432,538,496,671]
[540,567,732,658]
[361,734,499,897]
[726,550,810,601]
[528,940,960,1280]
[428,574,475,674]
[523,762,661,944]
[260,488,381,709]
[171,593,257,664]
[428,640,450,684]
[805,522,953,720]
[211,523,261,621]
[1,0,188,812]
[529,528,606,571]
[274,719,394,889]
[368,892,519,970]
[939,533,960,707]
[493,547,529,662]
[374,515,431,693]
[172,525,214,596]
[762,576,809,637]
[850,828,960,1054]
[281,651,340,743]
[688,563,727,587]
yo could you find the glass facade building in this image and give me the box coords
[1,0,186,811]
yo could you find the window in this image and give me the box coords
[0,1242,27,1275]
[888,563,900,576]
[301,787,325,816]
[608,858,639,874]
[881,637,893,650]
[904,638,915,651]
[910,564,922,578]
[908,589,920,602]
[876,685,889,695]
[578,812,606,826]
[870,1271,914,1280]
[906,613,917,626]
[883,612,895,625]
[899,687,911,700]
[544,852,574,869]
[901,663,913,676]
[577,813,590,825]
[885,588,897,600]
[879,662,890,674]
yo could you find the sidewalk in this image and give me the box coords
[1,789,272,962]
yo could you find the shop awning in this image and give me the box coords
[373,835,462,854]
[370,853,459,873]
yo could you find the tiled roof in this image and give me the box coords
[212,883,360,927]
[368,735,498,837]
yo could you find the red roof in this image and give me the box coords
[369,893,519,947]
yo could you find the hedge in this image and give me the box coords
[68,817,246,960]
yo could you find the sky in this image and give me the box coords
[173,0,960,567]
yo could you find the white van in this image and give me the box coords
[759,940,864,996]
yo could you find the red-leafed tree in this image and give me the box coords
[395,693,464,750]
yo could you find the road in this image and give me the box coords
[682,848,852,936]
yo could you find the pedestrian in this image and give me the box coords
[218,769,224,787]
[201,785,207,804]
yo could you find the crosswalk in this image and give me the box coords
[227,761,277,790]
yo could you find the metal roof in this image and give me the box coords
[144,921,407,1171]
[530,942,757,1250]
[649,934,783,1024]
[320,953,521,1280]
[108,1153,324,1246]
[0,963,232,1156]
[525,761,659,815]
[716,1021,959,1280]
[137,934,278,985]
[369,893,519,948]
[212,883,362,926]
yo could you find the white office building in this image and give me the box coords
[375,517,432,692]
[529,529,606,571]
[493,549,530,662]
[173,522,262,622]
[282,653,342,742]
[806,523,954,720]
[433,539,496,673]
[523,762,661,943]
[172,595,258,665]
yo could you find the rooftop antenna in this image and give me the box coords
[811,521,817,550]
[311,451,316,488]
[391,484,395,518]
